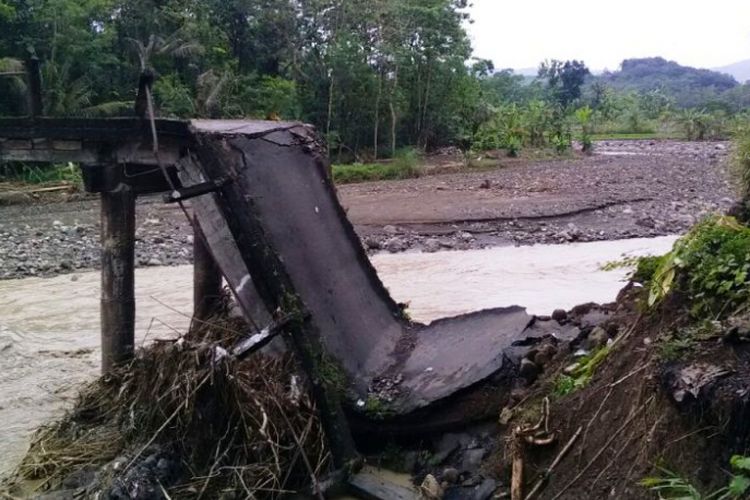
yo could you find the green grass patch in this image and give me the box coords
[333,148,421,184]
[553,346,612,398]
[0,162,83,185]
[641,455,750,499]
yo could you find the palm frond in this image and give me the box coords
[0,57,24,73]
[78,101,133,118]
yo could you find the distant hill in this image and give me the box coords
[599,57,739,108]
[714,59,750,84]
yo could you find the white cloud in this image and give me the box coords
[467,0,750,71]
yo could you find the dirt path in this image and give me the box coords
[0,140,734,280]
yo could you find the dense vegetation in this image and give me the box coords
[0,1,748,165]
[601,57,746,109]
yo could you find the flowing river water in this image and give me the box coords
[0,235,678,476]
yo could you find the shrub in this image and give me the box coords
[647,216,750,318]
[332,148,421,184]
[732,121,750,199]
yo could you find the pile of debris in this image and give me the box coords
[2,314,329,499]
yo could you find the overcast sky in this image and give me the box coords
[467,0,750,72]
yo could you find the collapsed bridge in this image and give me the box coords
[0,117,575,467]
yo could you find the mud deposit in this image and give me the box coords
[0,237,674,476]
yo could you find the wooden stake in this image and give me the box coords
[193,216,223,322]
[100,189,136,373]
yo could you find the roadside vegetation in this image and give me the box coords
[641,456,750,500]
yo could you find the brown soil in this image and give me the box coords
[495,287,750,500]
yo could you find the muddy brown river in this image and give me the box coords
[0,236,677,475]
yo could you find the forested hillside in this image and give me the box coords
[0,1,748,163]
[599,57,749,110]
[0,0,484,156]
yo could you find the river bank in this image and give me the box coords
[0,140,733,280]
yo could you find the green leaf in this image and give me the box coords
[728,475,750,496]
[731,455,750,472]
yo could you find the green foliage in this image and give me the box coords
[732,121,750,199]
[153,74,195,118]
[363,396,394,420]
[647,216,750,318]
[333,148,421,184]
[641,455,750,499]
[632,255,666,284]
[538,59,590,108]
[601,57,739,109]
[551,132,572,153]
[554,346,612,397]
[575,105,594,153]
[640,468,703,499]
[552,374,578,397]
[0,162,82,185]
[0,1,743,156]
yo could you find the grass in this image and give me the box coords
[553,346,612,397]
[0,162,83,185]
[732,123,750,199]
[333,148,421,184]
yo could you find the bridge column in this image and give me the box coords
[100,188,136,373]
[193,216,223,322]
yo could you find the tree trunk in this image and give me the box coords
[373,72,382,159]
[389,67,399,157]
[421,65,432,148]
[326,74,334,154]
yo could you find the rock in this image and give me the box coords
[479,180,491,189]
[433,434,462,464]
[665,363,732,405]
[383,225,399,234]
[363,236,381,250]
[552,309,568,322]
[402,451,419,473]
[471,479,498,500]
[146,258,163,267]
[0,191,32,205]
[635,216,656,229]
[442,467,460,484]
[420,474,444,500]
[564,362,581,375]
[519,358,539,382]
[457,231,474,242]
[583,327,609,350]
[385,237,408,253]
[424,238,442,253]
[461,448,486,472]
[533,343,557,367]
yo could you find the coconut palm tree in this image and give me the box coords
[126,32,204,72]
